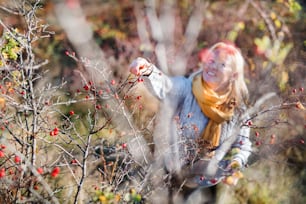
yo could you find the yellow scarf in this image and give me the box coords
[192,74,235,150]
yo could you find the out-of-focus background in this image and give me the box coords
[0,0,305,203]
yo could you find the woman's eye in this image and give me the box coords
[221,63,225,67]
[209,59,214,64]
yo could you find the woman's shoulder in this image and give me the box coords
[170,75,192,86]
[188,69,202,80]
[171,70,202,85]
[163,76,193,99]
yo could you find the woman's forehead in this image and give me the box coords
[215,49,230,61]
[199,44,236,63]
[205,49,229,62]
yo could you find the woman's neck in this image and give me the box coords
[214,82,231,94]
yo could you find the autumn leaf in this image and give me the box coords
[296,101,305,110]
[0,98,5,110]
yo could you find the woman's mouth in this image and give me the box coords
[207,71,216,76]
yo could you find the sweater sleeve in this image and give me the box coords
[143,65,190,102]
[231,125,252,167]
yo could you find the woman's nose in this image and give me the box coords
[210,62,218,70]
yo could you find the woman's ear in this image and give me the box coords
[232,72,238,80]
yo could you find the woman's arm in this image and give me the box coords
[129,57,190,101]
[143,65,173,100]
[231,125,252,167]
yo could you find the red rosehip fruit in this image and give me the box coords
[0,168,5,178]
[0,150,4,158]
[83,84,90,91]
[37,167,44,174]
[51,167,60,178]
[14,155,21,163]
[122,143,127,149]
[247,120,253,126]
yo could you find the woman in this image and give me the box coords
[129,42,252,190]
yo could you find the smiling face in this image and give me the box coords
[201,47,236,92]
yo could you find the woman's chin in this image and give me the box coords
[205,82,219,90]
[203,76,217,86]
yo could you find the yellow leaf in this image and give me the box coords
[115,194,121,202]
[279,71,289,91]
[224,176,235,185]
[99,195,107,202]
[274,19,282,28]
[237,22,245,30]
[296,101,305,110]
[0,98,5,109]
[233,171,244,179]
[11,70,21,79]
[270,12,277,20]
[2,53,9,59]
[281,71,289,84]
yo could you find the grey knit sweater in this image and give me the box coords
[143,65,252,187]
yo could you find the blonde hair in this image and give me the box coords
[196,42,249,105]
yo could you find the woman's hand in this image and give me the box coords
[226,160,241,170]
[224,160,243,185]
[129,57,153,76]
[223,171,243,186]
